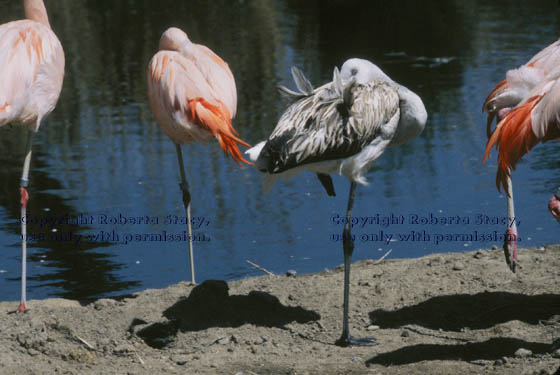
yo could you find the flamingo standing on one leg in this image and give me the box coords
[483,68,560,264]
[246,58,427,346]
[147,27,251,284]
[0,0,65,312]
[482,39,560,272]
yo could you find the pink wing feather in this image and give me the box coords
[0,20,64,130]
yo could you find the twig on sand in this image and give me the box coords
[206,336,228,347]
[75,335,95,350]
[374,249,392,264]
[135,352,145,366]
[404,326,471,342]
[246,260,274,276]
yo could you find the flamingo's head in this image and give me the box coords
[159,27,190,52]
[340,58,391,85]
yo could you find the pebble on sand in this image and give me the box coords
[514,348,532,358]
[452,262,465,271]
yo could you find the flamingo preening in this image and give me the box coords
[482,39,560,272]
[147,27,251,284]
[482,39,560,138]
[247,58,427,346]
[0,0,65,312]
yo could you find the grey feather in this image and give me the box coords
[278,66,316,98]
[291,66,314,95]
[333,67,343,97]
[261,80,401,173]
[278,85,306,98]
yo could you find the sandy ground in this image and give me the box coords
[1,245,559,375]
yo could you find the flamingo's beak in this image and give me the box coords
[503,228,517,273]
[485,112,495,139]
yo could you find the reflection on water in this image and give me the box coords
[0,0,559,301]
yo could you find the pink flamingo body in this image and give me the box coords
[0,0,65,312]
[485,70,560,188]
[483,46,560,271]
[147,27,247,162]
[147,27,250,283]
[0,21,64,129]
[483,39,560,137]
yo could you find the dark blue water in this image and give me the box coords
[1,0,559,302]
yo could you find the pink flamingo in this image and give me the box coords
[483,66,560,270]
[147,27,251,284]
[0,0,65,312]
[482,39,560,272]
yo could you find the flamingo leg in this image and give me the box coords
[504,173,517,273]
[175,144,195,284]
[18,130,34,313]
[335,182,376,347]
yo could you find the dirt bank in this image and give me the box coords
[1,245,559,374]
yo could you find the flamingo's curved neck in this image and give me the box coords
[24,0,51,28]
[390,85,427,146]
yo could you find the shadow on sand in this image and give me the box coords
[135,280,320,348]
[366,292,559,366]
[369,292,560,331]
[366,337,551,366]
